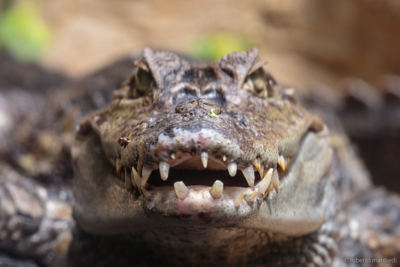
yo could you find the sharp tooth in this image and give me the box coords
[259,164,264,179]
[174,181,189,200]
[222,155,227,162]
[131,167,141,191]
[246,188,258,203]
[210,180,223,199]
[255,168,273,195]
[137,161,143,176]
[254,159,261,172]
[242,165,255,187]
[278,155,289,171]
[227,163,237,177]
[234,193,245,208]
[278,155,285,170]
[171,153,176,160]
[271,168,280,193]
[201,152,208,168]
[124,169,131,190]
[141,167,152,187]
[116,158,122,173]
[142,187,153,199]
[159,162,170,181]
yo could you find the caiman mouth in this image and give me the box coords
[109,140,291,219]
[73,124,331,235]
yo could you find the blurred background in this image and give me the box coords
[2,0,400,87]
[1,0,400,191]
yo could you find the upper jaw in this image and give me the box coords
[120,123,281,189]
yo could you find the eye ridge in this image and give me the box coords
[135,67,156,95]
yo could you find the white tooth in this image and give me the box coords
[254,159,261,172]
[142,187,153,199]
[137,161,143,176]
[222,155,227,162]
[256,168,273,195]
[242,165,255,187]
[201,152,208,168]
[141,167,152,187]
[259,164,264,179]
[234,193,245,208]
[210,180,223,199]
[227,163,237,177]
[278,155,287,171]
[171,153,176,160]
[174,181,189,200]
[125,169,131,190]
[116,158,122,173]
[271,168,280,193]
[247,188,258,203]
[159,162,170,181]
[131,167,141,191]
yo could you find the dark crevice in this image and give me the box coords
[147,169,261,187]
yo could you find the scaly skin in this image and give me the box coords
[0,50,400,266]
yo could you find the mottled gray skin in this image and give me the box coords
[0,50,400,267]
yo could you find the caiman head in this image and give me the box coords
[72,48,332,237]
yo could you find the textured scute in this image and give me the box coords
[0,164,74,267]
[338,189,400,265]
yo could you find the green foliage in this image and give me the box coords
[209,108,220,118]
[0,1,51,61]
[192,33,254,61]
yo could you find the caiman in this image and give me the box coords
[0,48,399,267]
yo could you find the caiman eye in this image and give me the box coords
[135,67,156,95]
[243,67,276,98]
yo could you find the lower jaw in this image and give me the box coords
[143,185,264,223]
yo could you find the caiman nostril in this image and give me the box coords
[198,98,221,114]
[175,98,199,114]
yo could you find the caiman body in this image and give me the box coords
[0,49,399,267]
